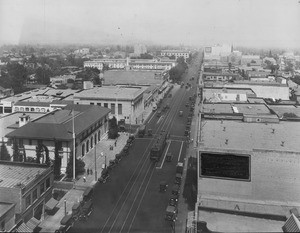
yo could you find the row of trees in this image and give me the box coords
[168,57,188,83]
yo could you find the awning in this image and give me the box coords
[16,222,32,232]
[26,217,40,231]
[45,198,59,211]
[282,213,300,232]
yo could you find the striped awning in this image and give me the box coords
[26,217,40,231]
[282,213,300,232]
[16,223,32,232]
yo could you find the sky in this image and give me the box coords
[0,0,300,48]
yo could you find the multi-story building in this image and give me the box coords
[6,105,111,171]
[73,86,146,124]
[196,105,300,232]
[160,50,190,60]
[0,161,54,230]
[203,44,232,61]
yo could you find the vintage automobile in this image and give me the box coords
[80,200,93,221]
[166,152,173,162]
[159,181,168,192]
[55,214,74,233]
[165,205,178,221]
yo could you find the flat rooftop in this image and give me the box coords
[198,210,284,232]
[103,70,164,86]
[75,86,147,101]
[269,105,300,119]
[0,202,15,216]
[0,162,49,188]
[202,103,272,115]
[201,120,300,152]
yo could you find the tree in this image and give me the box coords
[6,63,28,94]
[66,155,86,178]
[12,140,20,162]
[35,67,52,85]
[0,143,11,161]
[108,116,119,139]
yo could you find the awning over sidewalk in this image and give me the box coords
[26,217,40,231]
[15,222,32,232]
[45,198,59,211]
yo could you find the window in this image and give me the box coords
[25,107,29,111]
[40,183,45,195]
[46,178,51,189]
[20,107,24,111]
[104,103,108,108]
[36,108,40,112]
[41,108,45,112]
[118,104,122,115]
[29,139,32,145]
[15,107,19,111]
[111,103,115,114]
[97,103,101,106]
[25,194,31,209]
[31,108,35,112]
[32,189,38,202]
[90,102,94,105]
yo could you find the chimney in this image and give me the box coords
[272,129,275,134]
[19,113,30,127]
[281,141,285,147]
[223,127,226,131]
[225,139,229,145]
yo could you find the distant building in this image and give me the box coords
[50,75,76,86]
[160,50,190,60]
[0,86,14,99]
[241,55,262,66]
[204,44,232,61]
[134,44,147,56]
[74,48,90,55]
[202,72,241,82]
[0,161,54,229]
[6,105,110,171]
[74,86,147,124]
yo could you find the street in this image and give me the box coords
[71,54,202,233]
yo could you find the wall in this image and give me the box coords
[198,150,300,214]
[0,205,15,232]
[0,188,21,213]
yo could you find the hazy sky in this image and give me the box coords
[0,0,300,48]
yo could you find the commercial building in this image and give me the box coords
[5,105,110,171]
[202,72,241,82]
[203,44,232,61]
[196,106,300,232]
[160,50,190,60]
[0,161,53,230]
[73,86,146,124]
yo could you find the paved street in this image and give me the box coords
[71,55,202,233]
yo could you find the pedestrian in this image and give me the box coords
[87,168,90,175]
[83,176,86,182]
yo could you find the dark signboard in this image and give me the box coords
[200,152,250,181]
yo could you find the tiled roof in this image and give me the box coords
[6,105,110,140]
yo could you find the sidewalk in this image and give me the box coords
[175,76,202,232]
[39,133,129,233]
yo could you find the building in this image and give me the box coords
[203,87,256,103]
[241,55,262,66]
[0,161,53,229]
[0,202,15,232]
[5,105,111,171]
[84,59,126,70]
[73,86,146,124]
[203,44,232,61]
[103,70,168,86]
[196,117,300,231]
[134,44,147,56]
[0,86,14,99]
[160,50,190,60]
[202,72,241,82]
[210,82,290,100]
[50,75,76,86]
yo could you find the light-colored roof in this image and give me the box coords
[201,120,300,152]
[0,162,49,188]
[103,70,164,86]
[161,50,189,53]
[75,86,146,101]
[202,103,272,115]
[269,105,300,119]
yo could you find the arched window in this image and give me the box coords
[25,107,29,111]
[15,107,19,111]
[94,134,97,145]
[20,107,24,111]
[98,130,101,142]
[91,136,93,148]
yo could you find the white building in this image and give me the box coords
[204,44,232,61]
[73,86,147,124]
[160,50,190,60]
